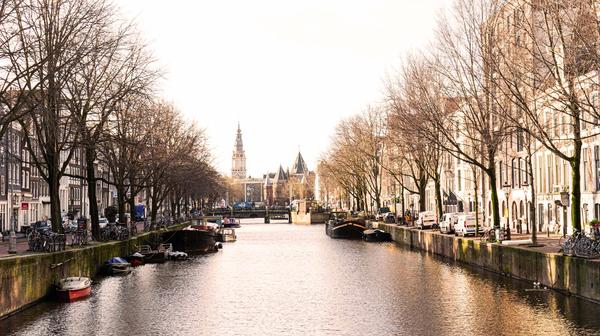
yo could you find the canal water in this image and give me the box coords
[3,222,600,336]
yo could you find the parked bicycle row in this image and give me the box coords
[19,215,189,253]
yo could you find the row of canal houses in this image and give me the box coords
[0,122,142,233]
[382,0,600,235]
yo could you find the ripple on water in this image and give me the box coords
[2,223,600,336]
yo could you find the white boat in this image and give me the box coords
[217,227,237,242]
[55,277,92,301]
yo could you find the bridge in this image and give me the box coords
[204,208,292,223]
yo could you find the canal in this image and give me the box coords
[2,222,600,335]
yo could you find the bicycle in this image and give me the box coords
[130,222,138,236]
[480,227,506,243]
[560,232,600,258]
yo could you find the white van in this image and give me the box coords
[439,212,461,234]
[416,211,437,230]
[455,213,483,236]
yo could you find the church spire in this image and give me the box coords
[232,123,246,179]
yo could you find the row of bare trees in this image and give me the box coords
[0,0,223,238]
[321,0,600,240]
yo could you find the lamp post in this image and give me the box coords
[560,191,569,238]
[500,184,511,242]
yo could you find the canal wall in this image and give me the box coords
[0,224,187,319]
[291,212,329,225]
[376,223,600,303]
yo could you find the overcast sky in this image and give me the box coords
[118,0,449,177]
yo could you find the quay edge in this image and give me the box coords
[376,223,600,303]
[0,223,189,320]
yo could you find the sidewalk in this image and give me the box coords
[395,223,567,255]
[0,221,148,257]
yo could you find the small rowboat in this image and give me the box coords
[56,277,92,301]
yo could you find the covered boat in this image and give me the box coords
[163,243,189,260]
[55,277,91,301]
[105,257,132,275]
[326,212,367,239]
[362,229,392,242]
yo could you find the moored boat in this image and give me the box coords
[162,243,189,260]
[139,245,167,263]
[55,277,92,301]
[222,217,241,228]
[217,227,237,242]
[362,229,392,242]
[164,217,220,254]
[127,252,144,267]
[105,257,132,275]
[326,212,367,239]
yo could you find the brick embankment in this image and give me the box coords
[376,223,600,303]
[0,223,188,319]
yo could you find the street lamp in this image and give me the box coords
[8,197,17,254]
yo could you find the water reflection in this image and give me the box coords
[2,223,600,336]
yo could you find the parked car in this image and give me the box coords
[455,213,484,236]
[233,202,252,210]
[439,212,461,234]
[98,218,109,229]
[416,211,437,229]
[375,207,391,221]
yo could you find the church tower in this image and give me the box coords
[232,123,247,179]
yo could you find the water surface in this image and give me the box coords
[2,222,600,335]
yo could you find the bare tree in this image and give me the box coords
[489,0,600,233]
[61,10,157,239]
[16,0,119,231]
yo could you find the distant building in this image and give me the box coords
[231,123,246,180]
[265,152,316,206]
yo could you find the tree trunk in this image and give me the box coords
[434,175,443,222]
[528,154,537,245]
[487,163,501,230]
[85,146,100,240]
[400,185,405,224]
[48,169,62,233]
[128,196,136,224]
[117,184,126,224]
[473,168,479,236]
[571,147,582,233]
[151,189,159,223]
[418,178,427,212]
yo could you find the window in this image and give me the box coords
[523,158,529,185]
[458,170,462,191]
[538,204,544,231]
[593,94,599,126]
[595,203,600,219]
[511,159,516,188]
[499,161,503,186]
[517,158,523,188]
[516,129,524,152]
